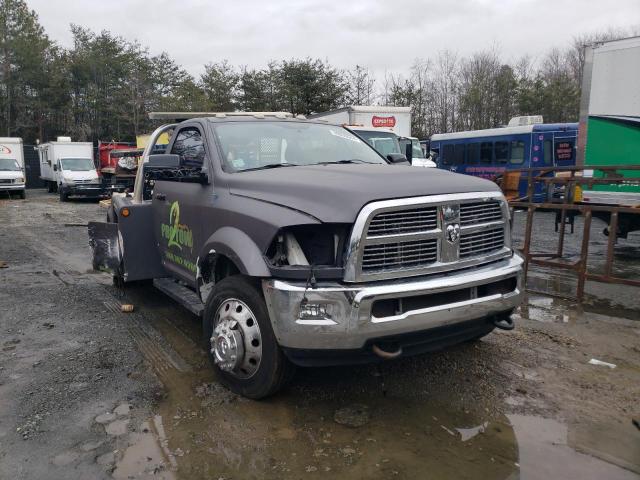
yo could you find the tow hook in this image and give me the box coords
[493,315,515,331]
[372,343,403,360]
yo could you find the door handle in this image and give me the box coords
[155,193,166,201]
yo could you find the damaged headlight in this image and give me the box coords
[266,225,349,268]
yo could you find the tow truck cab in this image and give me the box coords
[89,112,524,398]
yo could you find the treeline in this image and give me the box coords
[0,0,636,143]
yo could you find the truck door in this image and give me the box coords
[152,125,212,286]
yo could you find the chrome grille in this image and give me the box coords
[362,239,438,271]
[460,227,504,258]
[344,192,512,282]
[460,201,503,226]
[367,206,437,236]
[73,179,93,185]
[0,179,11,184]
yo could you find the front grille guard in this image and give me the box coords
[343,191,512,283]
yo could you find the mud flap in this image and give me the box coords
[88,222,122,274]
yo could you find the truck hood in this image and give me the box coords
[0,171,24,180]
[227,164,500,223]
[61,170,98,180]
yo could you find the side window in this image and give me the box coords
[480,142,493,163]
[510,140,525,164]
[495,141,509,164]
[442,144,454,165]
[171,127,205,169]
[543,140,553,165]
[453,144,465,165]
[466,143,480,164]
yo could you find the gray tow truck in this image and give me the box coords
[89,112,524,399]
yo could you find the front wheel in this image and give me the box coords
[203,275,294,399]
[59,188,67,202]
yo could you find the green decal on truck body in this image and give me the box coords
[161,201,194,250]
[586,116,640,193]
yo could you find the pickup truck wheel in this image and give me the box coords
[203,275,294,399]
[59,188,68,202]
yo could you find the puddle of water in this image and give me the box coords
[113,419,176,480]
[517,293,582,324]
[158,391,519,479]
[508,415,639,480]
[122,283,639,480]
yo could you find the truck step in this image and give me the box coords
[153,278,204,317]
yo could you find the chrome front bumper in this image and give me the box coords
[61,184,105,197]
[0,184,25,191]
[263,255,524,350]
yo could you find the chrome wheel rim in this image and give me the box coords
[211,298,262,379]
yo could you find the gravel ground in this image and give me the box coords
[0,190,639,480]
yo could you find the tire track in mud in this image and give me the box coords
[101,299,192,383]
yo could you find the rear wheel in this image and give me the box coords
[203,275,294,399]
[47,181,53,193]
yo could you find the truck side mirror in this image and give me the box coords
[53,164,58,171]
[386,153,409,165]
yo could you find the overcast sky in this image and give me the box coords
[28,0,639,78]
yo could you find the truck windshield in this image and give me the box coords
[214,122,386,172]
[60,158,94,171]
[353,131,401,157]
[0,158,21,171]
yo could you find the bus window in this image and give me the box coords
[480,142,493,163]
[466,143,480,164]
[543,140,553,165]
[442,144,454,165]
[453,144,465,165]
[510,140,525,164]
[495,141,509,164]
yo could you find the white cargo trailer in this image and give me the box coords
[37,138,104,201]
[0,137,26,198]
[309,106,412,137]
[576,35,640,236]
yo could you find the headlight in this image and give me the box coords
[62,176,74,184]
[266,225,349,267]
[15,177,24,183]
[90,177,101,184]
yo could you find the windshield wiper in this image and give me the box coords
[318,159,376,165]
[241,163,299,172]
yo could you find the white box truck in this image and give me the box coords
[309,106,412,137]
[576,35,640,236]
[309,106,435,166]
[0,137,26,199]
[37,137,104,201]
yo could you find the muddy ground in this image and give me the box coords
[1,189,639,480]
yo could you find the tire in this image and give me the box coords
[47,181,53,193]
[203,275,295,399]
[19,190,25,199]
[59,188,67,202]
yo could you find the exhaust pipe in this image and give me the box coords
[372,343,403,360]
[493,314,515,331]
